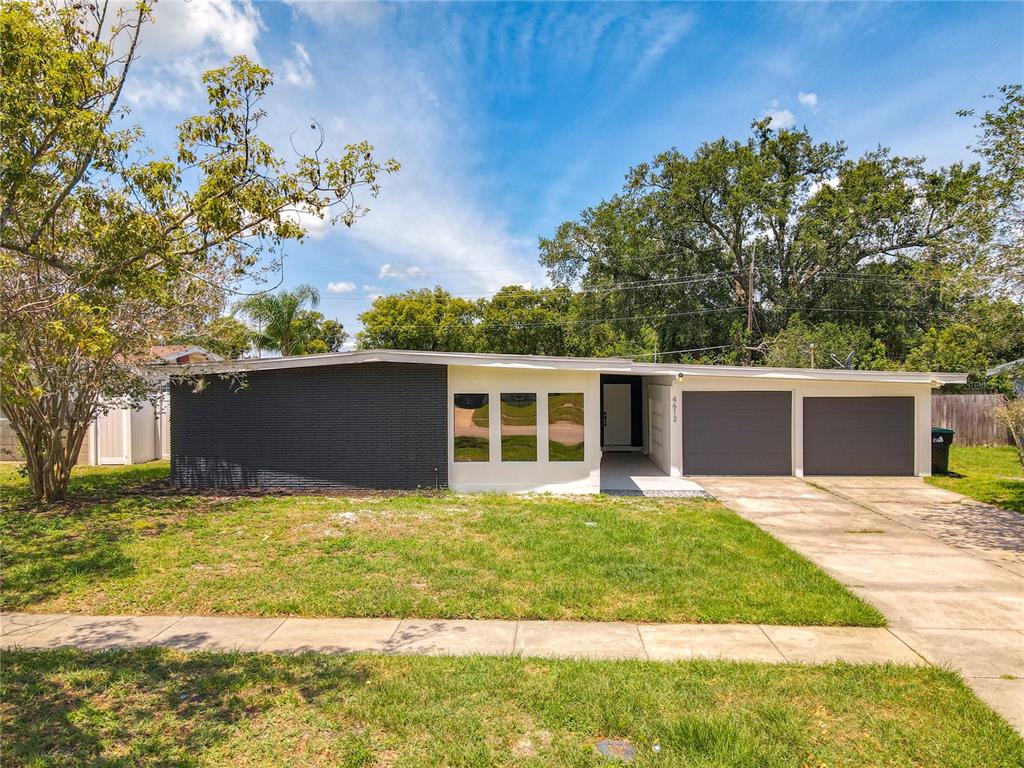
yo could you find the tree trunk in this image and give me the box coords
[8,396,93,504]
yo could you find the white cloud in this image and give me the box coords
[284,0,389,25]
[798,91,818,108]
[764,108,796,129]
[361,285,380,292]
[326,281,357,293]
[282,206,330,240]
[283,43,314,88]
[119,0,264,111]
[808,177,840,197]
[134,0,262,59]
[123,76,191,110]
[379,264,426,280]
[634,11,696,76]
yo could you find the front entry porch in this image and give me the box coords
[600,452,707,497]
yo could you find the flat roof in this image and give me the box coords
[154,348,967,386]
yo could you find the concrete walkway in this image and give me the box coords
[600,453,708,497]
[1,612,924,664]
[696,475,1024,734]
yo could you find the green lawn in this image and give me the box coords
[0,462,882,625]
[926,445,1024,514]
[2,649,1020,767]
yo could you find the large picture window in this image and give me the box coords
[453,394,489,462]
[500,393,537,461]
[548,392,585,461]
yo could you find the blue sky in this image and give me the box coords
[123,0,1023,341]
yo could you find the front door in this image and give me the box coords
[603,383,632,447]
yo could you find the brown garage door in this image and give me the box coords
[682,391,792,475]
[803,397,914,476]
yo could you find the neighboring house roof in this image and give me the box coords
[149,345,223,364]
[987,357,1024,376]
[153,348,967,386]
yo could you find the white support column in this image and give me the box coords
[792,388,804,477]
[670,378,683,477]
[915,389,933,476]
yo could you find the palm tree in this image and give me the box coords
[234,284,321,357]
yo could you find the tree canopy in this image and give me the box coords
[234,284,348,356]
[0,1,395,501]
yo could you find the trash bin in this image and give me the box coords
[931,427,955,475]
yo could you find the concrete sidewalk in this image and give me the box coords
[1,612,924,665]
[697,475,1024,735]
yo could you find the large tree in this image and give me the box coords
[356,288,479,352]
[475,286,573,356]
[0,1,396,501]
[540,118,990,361]
[963,84,1024,295]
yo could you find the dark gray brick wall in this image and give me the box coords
[170,362,448,490]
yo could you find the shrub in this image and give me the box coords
[992,397,1024,470]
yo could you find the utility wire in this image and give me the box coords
[323,270,742,301]
[634,345,732,358]
[367,305,747,332]
[360,300,948,334]
[323,267,996,302]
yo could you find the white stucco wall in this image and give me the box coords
[447,366,602,493]
[673,375,936,477]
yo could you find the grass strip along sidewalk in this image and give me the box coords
[2,649,1021,767]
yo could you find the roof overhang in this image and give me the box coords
[988,358,1024,376]
[150,345,224,363]
[671,364,967,387]
[150,349,968,387]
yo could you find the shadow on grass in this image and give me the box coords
[0,462,173,508]
[1,647,370,767]
[0,464,223,611]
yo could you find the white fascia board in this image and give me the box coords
[674,365,967,386]
[146,348,968,386]
[151,349,678,376]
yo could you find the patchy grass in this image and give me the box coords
[927,445,1024,514]
[2,649,1020,767]
[0,461,883,625]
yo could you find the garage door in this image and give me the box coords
[803,397,914,476]
[682,392,792,475]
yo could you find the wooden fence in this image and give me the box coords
[0,420,90,464]
[931,394,1009,446]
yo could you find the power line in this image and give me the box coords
[323,270,743,301]
[358,299,950,335]
[367,305,748,333]
[323,266,1000,303]
[634,345,732,358]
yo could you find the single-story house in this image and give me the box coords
[163,350,966,493]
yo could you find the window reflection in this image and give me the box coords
[501,393,537,461]
[548,393,585,461]
[454,394,489,462]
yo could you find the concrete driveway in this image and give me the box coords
[696,475,1024,734]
